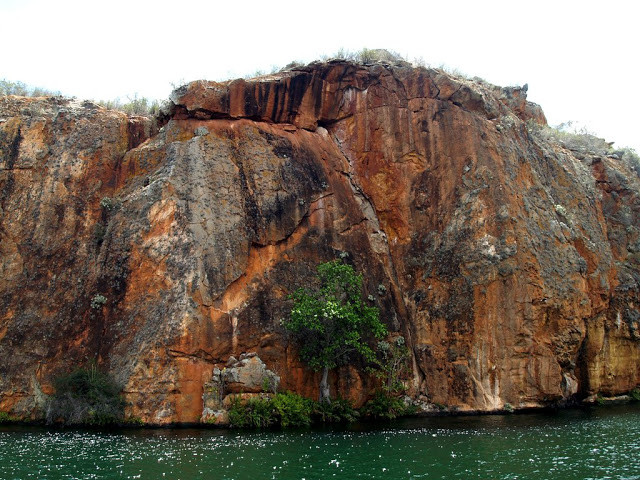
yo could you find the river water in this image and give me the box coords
[1,404,639,479]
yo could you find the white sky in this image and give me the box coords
[1,0,638,151]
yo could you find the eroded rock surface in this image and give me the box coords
[201,353,279,424]
[1,62,638,423]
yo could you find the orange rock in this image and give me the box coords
[1,62,639,424]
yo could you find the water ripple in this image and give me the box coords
[1,405,639,479]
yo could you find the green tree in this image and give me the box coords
[283,260,387,403]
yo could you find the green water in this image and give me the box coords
[1,405,639,479]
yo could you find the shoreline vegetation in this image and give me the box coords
[1,391,640,429]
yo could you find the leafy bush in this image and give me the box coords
[45,365,124,426]
[227,392,358,428]
[245,397,275,428]
[226,397,250,427]
[123,416,144,426]
[271,392,313,427]
[0,411,19,424]
[225,389,424,429]
[362,391,413,420]
[630,388,640,402]
[228,395,276,428]
[312,397,359,424]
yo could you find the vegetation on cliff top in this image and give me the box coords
[5,53,638,162]
[0,78,162,116]
[0,79,60,97]
[95,95,163,116]
[528,120,640,178]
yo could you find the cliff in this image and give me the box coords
[1,60,639,424]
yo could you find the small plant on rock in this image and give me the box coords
[0,411,19,424]
[91,294,107,310]
[374,335,411,393]
[100,197,115,211]
[554,204,568,217]
[261,374,278,394]
[620,148,640,178]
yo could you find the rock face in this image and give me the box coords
[1,61,639,424]
[201,352,279,424]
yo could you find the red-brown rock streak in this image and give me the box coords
[1,62,638,423]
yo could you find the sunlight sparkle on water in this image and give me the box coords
[1,405,639,479]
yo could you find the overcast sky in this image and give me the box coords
[2,0,638,151]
